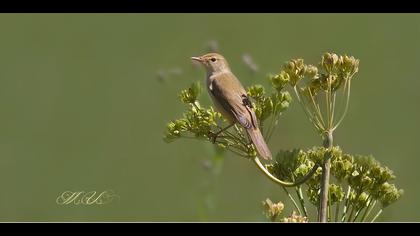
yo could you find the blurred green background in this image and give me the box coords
[0,13,419,222]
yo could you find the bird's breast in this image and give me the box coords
[206,76,235,124]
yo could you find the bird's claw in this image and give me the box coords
[208,132,218,144]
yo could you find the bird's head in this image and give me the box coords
[191,53,230,74]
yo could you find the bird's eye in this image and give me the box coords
[210,57,216,62]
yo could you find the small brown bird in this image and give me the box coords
[191,53,272,160]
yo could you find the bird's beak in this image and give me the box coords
[191,56,203,62]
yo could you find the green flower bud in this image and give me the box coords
[271,91,292,115]
[179,81,202,104]
[164,118,189,142]
[331,153,354,181]
[270,71,290,91]
[378,183,403,208]
[329,184,345,203]
[307,187,320,206]
[247,85,265,101]
[283,59,306,86]
[354,192,369,209]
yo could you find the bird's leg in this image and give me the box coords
[210,123,235,143]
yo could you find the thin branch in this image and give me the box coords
[353,195,371,222]
[371,208,383,222]
[282,186,302,216]
[328,80,334,129]
[346,205,355,222]
[294,86,325,131]
[360,200,377,222]
[325,86,331,130]
[341,185,352,221]
[292,174,308,218]
[308,89,326,128]
[335,201,340,222]
[331,92,336,127]
[252,157,319,187]
[332,79,351,131]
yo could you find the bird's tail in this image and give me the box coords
[246,128,272,160]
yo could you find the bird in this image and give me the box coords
[191,53,272,160]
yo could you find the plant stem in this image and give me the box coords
[371,208,383,222]
[308,89,326,128]
[353,195,371,222]
[352,208,363,222]
[328,195,332,222]
[294,86,325,131]
[282,186,302,215]
[347,205,355,222]
[341,185,352,221]
[252,157,319,187]
[295,186,308,217]
[318,131,333,222]
[361,200,377,222]
[335,201,340,222]
[332,79,351,131]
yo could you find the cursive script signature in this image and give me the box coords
[56,190,119,205]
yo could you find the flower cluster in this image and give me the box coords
[265,146,403,222]
[262,198,284,222]
[247,83,291,123]
[164,82,222,143]
[280,211,308,223]
[269,52,360,137]
[280,53,359,95]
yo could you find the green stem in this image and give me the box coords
[266,113,279,142]
[282,186,302,216]
[341,186,352,221]
[347,205,355,222]
[335,201,340,222]
[347,189,362,222]
[332,79,351,131]
[225,148,248,158]
[325,86,331,130]
[352,208,363,222]
[361,200,377,222]
[295,184,308,217]
[353,195,371,222]
[294,86,325,131]
[308,88,326,128]
[191,101,201,111]
[328,195,332,222]
[371,208,383,222]
[252,157,319,187]
[328,83,334,129]
[234,124,246,140]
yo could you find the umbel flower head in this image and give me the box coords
[266,146,403,218]
[280,211,308,223]
[262,198,284,222]
[164,81,222,143]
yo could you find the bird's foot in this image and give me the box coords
[208,132,218,144]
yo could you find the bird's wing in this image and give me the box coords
[210,72,258,129]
